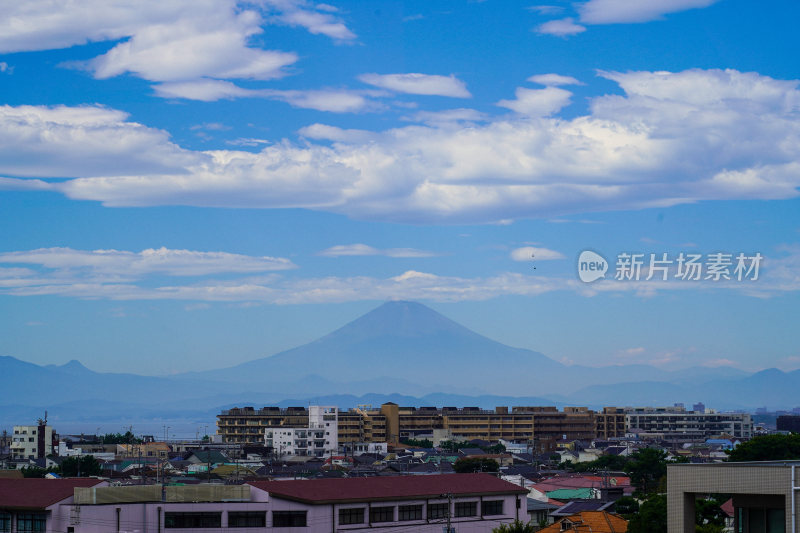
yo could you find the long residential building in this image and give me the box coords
[218,403,605,447]
[0,474,529,533]
[625,406,752,440]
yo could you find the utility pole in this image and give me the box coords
[446,493,453,533]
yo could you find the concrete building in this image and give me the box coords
[9,422,55,460]
[218,403,608,447]
[625,406,752,440]
[5,474,528,533]
[668,461,800,532]
[265,406,338,458]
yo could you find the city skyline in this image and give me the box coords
[1,0,799,375]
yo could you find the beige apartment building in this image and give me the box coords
[217,402,613,447]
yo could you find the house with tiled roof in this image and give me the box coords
[538,510,628,532]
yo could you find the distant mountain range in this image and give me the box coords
[1,301,796,432]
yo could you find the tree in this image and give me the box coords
[727,434,800,462]
[492,520,537,533]
[453,457,499,473]
[627,494,667,533]
[625,448,667,496]
[615,496,640,517]
[400,438,433,448]
[101,431,142,445]
[61,455,102,477]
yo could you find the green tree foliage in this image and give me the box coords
[400,438,434,448]
[492,520,537,533]
[615,496,640,517]
[61,455,102,477]
[571,453,631,472]
[695,496,728,529]
[627,494,667,533]
[453,457,499,473]
[101,431,141,444]
[726,434,800,461]
[624,448,668,496]
[21,466,55,478]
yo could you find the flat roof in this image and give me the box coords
[669,460,800,467]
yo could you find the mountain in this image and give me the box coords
[1,301,797,432]
[181,301,565,395]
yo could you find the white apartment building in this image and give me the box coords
[265,406,338,458]
[10,424,54,460]
[625,406,752,440]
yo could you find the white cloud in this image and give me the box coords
[154,79,257,101]
[318,244,439,258]
[578,0,719,24]
[403,108,489,126]
[510,247,566,261]
[497,86,573,116]
[0,62,11,74]
[0,247,296,277]
[6,69,800,225]
[262,0,356,41]
[0,105,200,178]
[261,89,375,112]
[358,73,471,98]
[527,73,583,86]
[154,80,376,109]
[0,0,355,99]
[535,18,586,36]
[298,124,376,143]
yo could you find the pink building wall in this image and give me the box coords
[55,485,523,533]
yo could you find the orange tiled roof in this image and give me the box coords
[538,511,628,533]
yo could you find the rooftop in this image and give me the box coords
[0,478,104,510]
[249,473,528,504]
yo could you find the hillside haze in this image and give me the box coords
[194,301,564,395]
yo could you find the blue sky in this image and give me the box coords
[1,0,799,375]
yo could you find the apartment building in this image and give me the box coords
[218,403,610,446]
[625,406,752,440]
[596,407,627,440]
[265,406,338,458]
[9,422,54,460]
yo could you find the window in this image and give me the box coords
[272,511,307,527]
[164,513,221,528]
[17,514,46,533]
[228,512,266,528]
[338,508,365,525]
[428,503,449,519]
[1,513,11,533]
[370,506,394,523]
[398,505,422,521]
[454,502,477,517]
[482,500,504,516]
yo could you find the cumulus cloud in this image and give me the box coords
[496,86,573,116]
[154,80,377,110]
[535,18,586,36]
[527,73,583,86]
[318,244,440,258]
[403,108,489,126]
[578,0,719,24]
[510,247,566,261]
[5,69,800,225]
[0,0,355,99]
[0,247,296,277]
[0,105,201,178]
[358,73,471,98]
